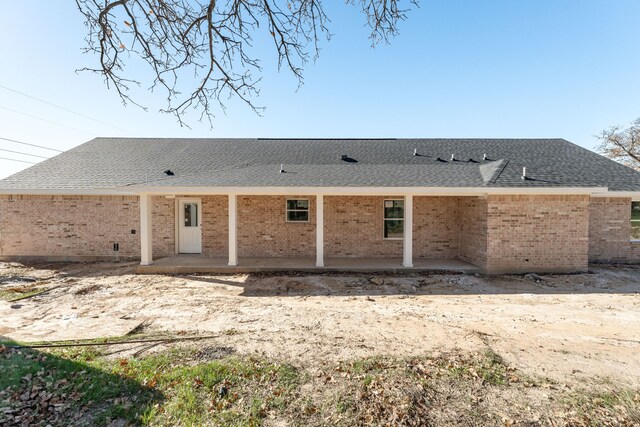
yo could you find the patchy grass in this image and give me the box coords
[437,348,510,385]
[1,341,638,426]
[0,287,43,301]
[0,342,299,426]
[0,341,161,426]
[561,388,640,426]
[134,351,299,426]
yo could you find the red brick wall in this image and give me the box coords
[324,196,403,258]
[588,197,640,263]
[0,195,140,258]
[485,195,589,273]
[237,195,315,257]
[202,195,229,257]
[4,193,628,273]
[413,197,460,258]
[152,196,175,257]
[459,197,487,268]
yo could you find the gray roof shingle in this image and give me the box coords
[1,137,639,191]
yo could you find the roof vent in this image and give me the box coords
[280,164,285,173]
[413,148,418,156]
[450,154,455,161]
[341,155,357,163]
[483,153,488,160]
[164,169,174,176]
[521,167,527,180]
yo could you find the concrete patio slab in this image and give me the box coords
[136,255,481,274]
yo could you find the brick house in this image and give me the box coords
[1,137,639,274]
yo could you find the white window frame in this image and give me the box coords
[383,198,404,240]
[285,198,310,223]
[631,201,640,242]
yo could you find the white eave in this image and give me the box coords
[591,191,640,201]
[0,186,612,196]
[0,188,139,196]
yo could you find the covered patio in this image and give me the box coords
[138,192,488,273]
[136,254,481,274]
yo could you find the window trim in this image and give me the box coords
[285,198,310,223]
[631,201,640,242]
[183,202,199,228]
[383,198,404,240]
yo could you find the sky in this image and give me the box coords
[0,1,639,178]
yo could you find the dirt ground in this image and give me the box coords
[1,261,639,389]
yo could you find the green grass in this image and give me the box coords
[561,389,640,426]
[0,342,299,426]
[2,341,639,426]
[0,288,43,301]
[131,353,299,426]
[339,356,394,375]
[0,341,161,425]
[433,349,509,386]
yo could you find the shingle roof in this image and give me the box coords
[1,137,639,191]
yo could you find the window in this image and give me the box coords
[183,203,198,227]
[286,199,309,222]
[632,202,640,240]
[384,199,404,239]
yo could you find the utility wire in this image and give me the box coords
[0,84,136,135]
[0,147,49,159]
[0,136,63,152]
[0,105,93,135]
[0,156,37,164]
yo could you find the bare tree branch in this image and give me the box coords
[75,0,416,126]
[598,118,640,170]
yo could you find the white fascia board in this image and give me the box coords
[0,188,138,196]
[591,191,640,201]
[133,186,609,196]
[0,186,611,197]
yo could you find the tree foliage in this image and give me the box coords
[598,118,640,170]
[75,0,417,126]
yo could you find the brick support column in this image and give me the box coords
[403,194,413,267]
[316,194,324,267]
[140,194,153,265]
[228,194,238,266]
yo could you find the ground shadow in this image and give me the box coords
[2,260,140,280]
[3,260,640,298]
[179,265,640,297]
[0,336,164,426]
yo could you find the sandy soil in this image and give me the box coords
[1,261,639,388]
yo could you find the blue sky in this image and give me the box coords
[1,1,639,178]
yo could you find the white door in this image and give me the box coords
[178,199,202,254]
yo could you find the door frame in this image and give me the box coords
[175,197,203,254]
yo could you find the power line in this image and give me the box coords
[0,105,93,135]
[0,84,137,135]
[0,137,63,152]
[0,156,37,164]
[0,147,49,159]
